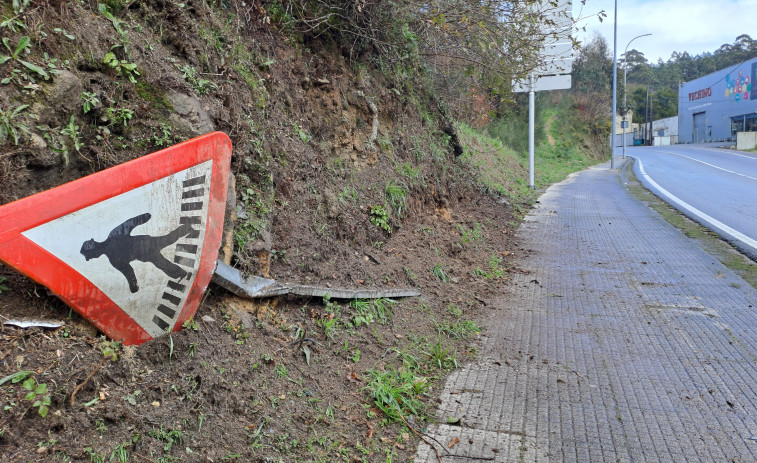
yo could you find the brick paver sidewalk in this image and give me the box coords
[417,163,757,462]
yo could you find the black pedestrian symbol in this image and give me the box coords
[80,213,195,293]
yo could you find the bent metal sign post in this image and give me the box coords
[0,132,231,345]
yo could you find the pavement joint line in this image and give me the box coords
[634,157,757,254]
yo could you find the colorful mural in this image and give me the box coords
[725,67,752,102]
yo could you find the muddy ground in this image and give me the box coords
[0,2,538,460]
[0,188,524,462]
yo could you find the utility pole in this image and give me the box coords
[649,89,653,145]
[610,0,618,168]
[645,87,649,145]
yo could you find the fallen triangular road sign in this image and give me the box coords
[0,132,231,345]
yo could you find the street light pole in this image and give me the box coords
[621,33,652,159]
[610,0,618,169]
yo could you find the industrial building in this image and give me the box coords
[678,56,757,143]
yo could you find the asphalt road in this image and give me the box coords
[624,144,757,259]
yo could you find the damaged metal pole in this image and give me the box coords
[212,260,421,300]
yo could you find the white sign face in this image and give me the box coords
[512,0,573,93]
[512,74,572,93]
[23,160,213,338]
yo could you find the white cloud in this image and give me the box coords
[574,0,757,63]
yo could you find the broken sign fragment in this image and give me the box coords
[3,319,64,330]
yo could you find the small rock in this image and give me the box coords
[151,401,160,407]
[29,133,47,150]
[201,315,215,323]
[167,91,215,135]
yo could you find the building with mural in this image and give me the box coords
[678,56,757,143]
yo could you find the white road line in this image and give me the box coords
[653,150,757,182]
[689,147,757,160]
[636,158,757,252]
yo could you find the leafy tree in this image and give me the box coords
[624,49,648,68]
[629,86,676,124]
[571,33,613,94]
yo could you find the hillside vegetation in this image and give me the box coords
[0,1,606,461]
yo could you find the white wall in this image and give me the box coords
[737,132,757,150]
[652,116,679,137]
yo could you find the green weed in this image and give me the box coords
[178,64,218,95]
[0,0,30,32]
[370,205,392,233]
[21,376,51,417]
[109,442,129,463]
[103,52,139,83]
[438,319,480,340]
[148,425,183,452]
[338,186,358,203]
[473,254,506,279]
[424,337,458,370]
[182,317,199,331]
[53,27,75,40]
[106,107,133,127]
[317,295,341,340]
[122,390,141,406]
[99,340,121,361]
[364,368,429,422]
[0,36,50,81]
[397,162,420,180]
[152,123,173,146]
[61,115,83,153]
[0,104,31,145]
[80,92,100,114]
[292,122,311,143]
[98,4,131,54]
[94,418,107,435]
[274,364,288,379]
[350,298,393,327]
[446,303,463,317]
[431,262,449,283]
[385,180,407,218]
[84,447,105,463]
[457,222,482,244]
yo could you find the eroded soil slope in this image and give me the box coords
[0,1,531,461]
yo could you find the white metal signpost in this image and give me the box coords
[512,0,573,188]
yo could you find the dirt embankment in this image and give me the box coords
[0,1,529,461]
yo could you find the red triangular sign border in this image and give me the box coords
[0,132,231,345]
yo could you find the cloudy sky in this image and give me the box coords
[573,0,757,63]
